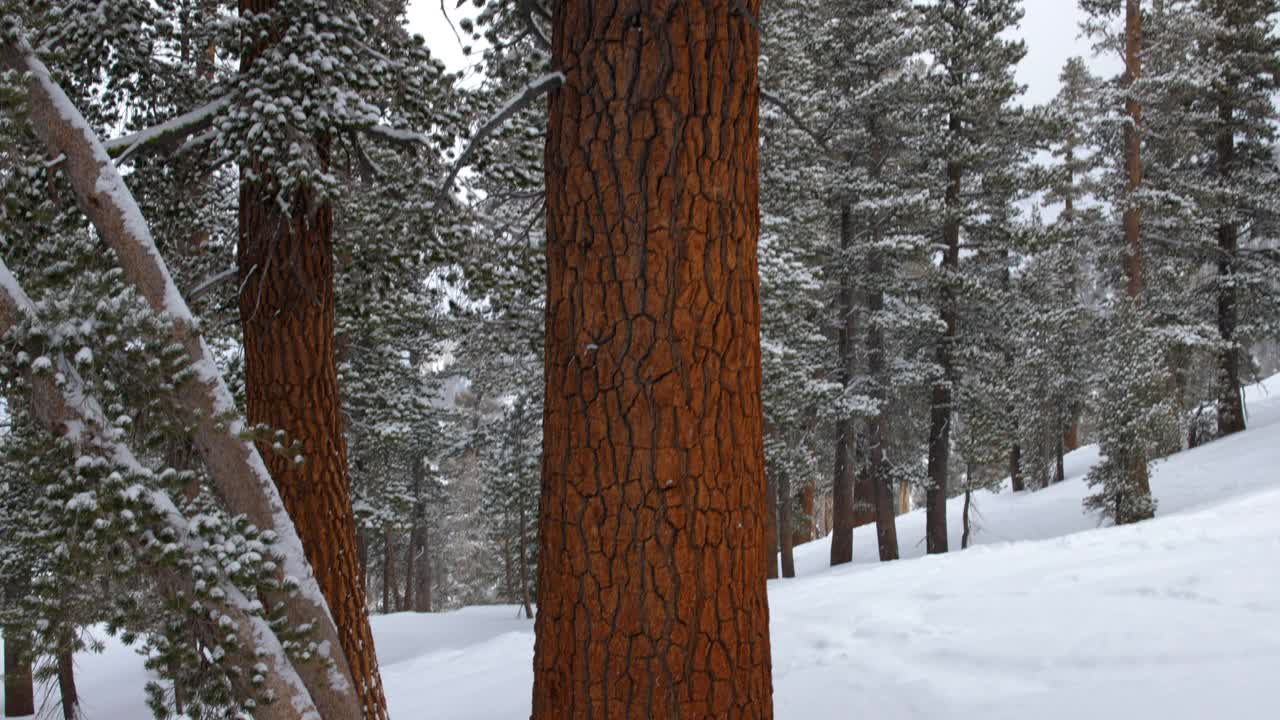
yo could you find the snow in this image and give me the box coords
[5,375,1280,719]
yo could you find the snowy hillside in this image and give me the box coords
[5,376,1279,719]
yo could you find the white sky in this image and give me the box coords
[403,0,1121,106]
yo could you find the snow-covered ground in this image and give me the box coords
[4,376,1279,718]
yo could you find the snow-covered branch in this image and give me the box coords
[0,34,361,720]
[0,260,319,720]
[439,71,566,194]
[103,94,232,164]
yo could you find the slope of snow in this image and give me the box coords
[4,376,1279,718]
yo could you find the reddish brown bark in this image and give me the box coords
[532,1,774,716]
[237,2,386,715]
[793,480,815,547]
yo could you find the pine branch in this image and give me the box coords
[439,71,565,195]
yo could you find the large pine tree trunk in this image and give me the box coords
[927,114,962,555]
[533,3,774,714]
[1119,0,1155,523]
[1215,97,1245,436]
[236,2,386,715]
[830,203,857,566]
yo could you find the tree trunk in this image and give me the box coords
[779,470,796,579]
[382,527,396,614]
[1063,419,1080,452]
[927,113,962,556]
[865,114,898,562]
[414,519,432,613]
[1054,418,1066,484]
[1215,97,1245,437]
[1009,443,1025,492]
[961,487,973,550]
[56,631,77,720]
[830,203,857,566]
[765,472,779,579]
[1119,0,1155,523]
[532,3,773,716]
[236,2,386,714]
[404,526,417,612]
[2,624,33,718]
[793,479,815,546]
[518,507,534,620]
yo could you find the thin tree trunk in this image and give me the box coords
[961,487,973,550]
[518,507,533,620]
[779,470,796,579]
[56,638,78,717]
[404,526,417,612]
[830,202,857,566]
[382,527,396,614]
[236,2,386,713]
[927,113,962,555]
[865,114,899,561]
[1120,0,1155,523]
[1009,443,1025,492]
[1055,417,1066,484]
[414,519,432,613]
[532,3,773,716]
[1216,96,1245,436]
[765,472,779,579]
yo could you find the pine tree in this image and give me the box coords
[920,0,1028,552]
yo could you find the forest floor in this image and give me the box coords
[4,375,1279,719]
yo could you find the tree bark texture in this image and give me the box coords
[533,2,774,716]
[237,2,387,715]
[830,203,856,566]
[927,113,962,556]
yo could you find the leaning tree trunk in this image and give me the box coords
[532,2,774,715]
[1119,0,1155,523]
[236,2,386,715]
[0,36,360,719]
[830,203,857,566]
[927,113,962,555]
[1215,95,1245,437]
